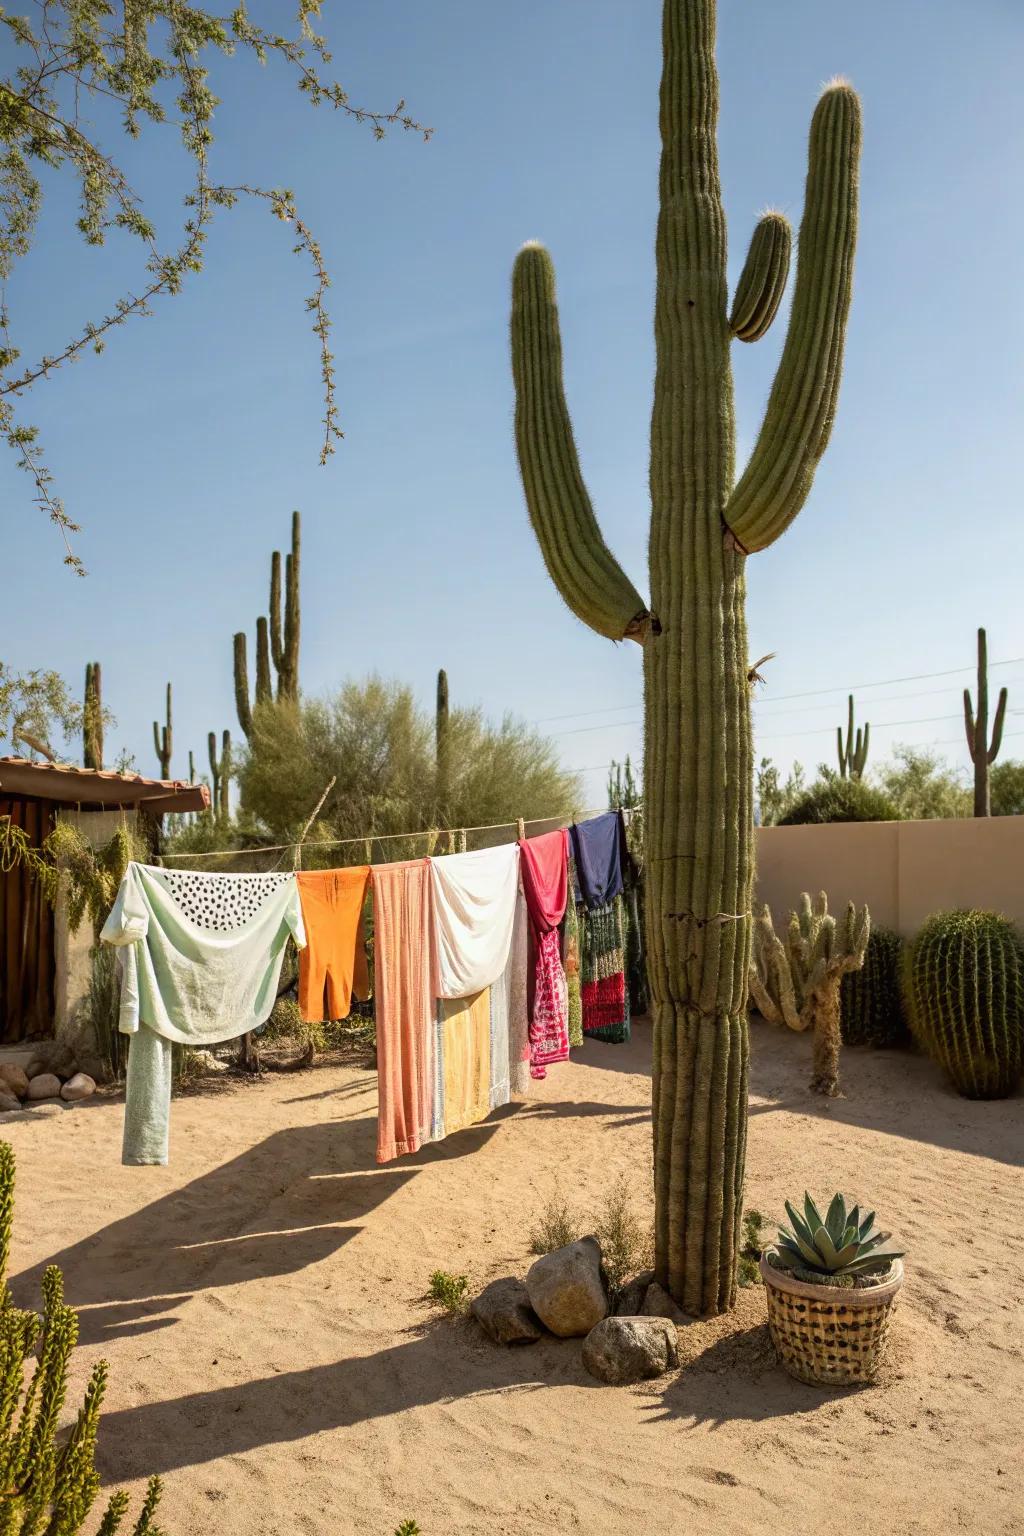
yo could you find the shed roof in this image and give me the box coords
[0,757,210,815]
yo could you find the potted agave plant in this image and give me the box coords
[761,1193,905,1387]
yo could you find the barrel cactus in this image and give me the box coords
[750,893,870,1097]
[907,910,1024,1098]
[841,926,909,1049]
[509,0,862,1312]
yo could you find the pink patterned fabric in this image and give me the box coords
[529,927,569,1079]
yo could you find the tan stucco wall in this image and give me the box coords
[755,817,1024,938]
[53,809,133,1047]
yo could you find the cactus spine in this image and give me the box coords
[964,627,1008,817]
[907,909,1024,1098]
[436,668,450,829]
[509,0,861,1312]
[837,694,869,780]
[82,662,103,771]
[234,511,302,738]
[749,893,870,1097]
[208,730,232,821]
[152,683,172,778]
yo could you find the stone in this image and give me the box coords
[25,1060,50,1081]
[582,1316,679,1384]
[525,1236,608,1338]
[471,1277,545,1346]
[0,1065,30,1099]
[26,1073,62,1102]
[60,1073,97,1102]
[0,1093,22,1113]
[641,1281,688,1327]
[27,1043,76,1080]
[24,1102,68,1117]
[614,1269,655,1317]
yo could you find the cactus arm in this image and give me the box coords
[510,243,650,642]
[963,688,977,753]
[284,510,301,698]
[729,211,792,342]
[725,83,862,553]
[856,720,870,777]
[269,551,283,675]
[989,687,1008,762]
[255,617,273,705]
[151,720,161,765]
[233,633,253,738]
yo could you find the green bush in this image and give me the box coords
[427,1271,469,1315]
[907,910,1024,1098]
[841,926,909,1048]
[779,776,901,826]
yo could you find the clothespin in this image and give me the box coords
[516,817,525,841]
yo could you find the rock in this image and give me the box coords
[25,1060,50,1081]
[27,1043,77,1080]
[0,1065,30,1099]
[471,1277,545,1346]
[26,1073,62,1102]
[525,1236,608,1338]
[24,1102,67,1117]
[641,1281,688,1327]
[60,1073,97,1102]
[614,1269,655,1317]
[0,1093,22,1113]
[582,1316,679,1384]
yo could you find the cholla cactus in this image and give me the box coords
[836,695,869,780]
[234,511,301,738]
[750,893,870,1096]
[0,1141,166,1534]
[508,0,862,1313]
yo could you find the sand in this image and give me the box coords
[8,1020,1023,1536]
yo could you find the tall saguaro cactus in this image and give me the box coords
[208,729,232,821]
[837,694,870,780]
[964,627,1007,817]
[82,661,103,771]
[509,0,861,1313]
[234,511,302,738]
[153,683,173,778]
[436,668,450,827]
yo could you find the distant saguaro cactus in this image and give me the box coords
[208,730,232,821]
[964,628,1008,817]
[436,668,450,829]
[234,511,302,738]
[837,695,869,780]
[82,661,103,771]
[153,683,172,778]
[508,0,862,1312]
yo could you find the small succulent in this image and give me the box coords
[771,1193,904,1280]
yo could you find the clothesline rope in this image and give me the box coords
[159,805,629,862]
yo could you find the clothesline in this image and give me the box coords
[160,805,637,862]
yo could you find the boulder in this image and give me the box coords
[471,1277,544,1346]
[614,1269,655,1317]
[0,1065,30,1099]
[641,1281,687,1327]
[60,1073,97,1103]
[26,1073,62,1102]
[0,1093,22,1113]
[525,1236,608,1338]
[27,1043,77,1080]
[24,1102,67,1117]
[582,1316,679,1384]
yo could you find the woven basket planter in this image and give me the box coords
[760,1255,904,1387]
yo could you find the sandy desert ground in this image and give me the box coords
[6,1020,1023,1535]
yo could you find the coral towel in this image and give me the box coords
[372,860,435,1163]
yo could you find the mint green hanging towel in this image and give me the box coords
[102,863,306,1165]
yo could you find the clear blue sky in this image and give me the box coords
[4,0,1023,806]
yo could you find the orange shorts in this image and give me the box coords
[296,867,371,1023]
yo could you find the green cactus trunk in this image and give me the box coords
[234,512,302,738]
[436,668,450,828]
[153,682,172,778]
[509,0,860,1313]
[964,628,1008,818]
[82,661,103,771]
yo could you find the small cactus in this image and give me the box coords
[836,695,869,780]
[750,892,870,1096]
[152,682,172,778]
[964,627,1008,817]
[208,730,232,821]
[841,926,908,1049]
[907,909,1024,1098]
[234,511,301,738]
[83,662,103,771]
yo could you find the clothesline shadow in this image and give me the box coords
[94,1319,605,1483]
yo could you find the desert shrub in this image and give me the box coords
[427,1271,469,1315]
[0,1140,167,1533]
[906,910,1024,1099]
[394,1523,421,1536]
[79,944,124,1079]
[841,926,910,1048]
[779,776,900,826]
[593,1175,653,1296]
[737,1209,767,1287]
[529,1190,582,1256]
